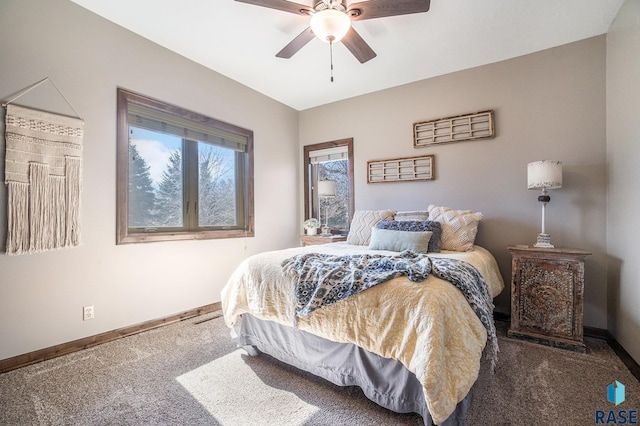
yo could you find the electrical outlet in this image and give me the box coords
[83,305,94,321]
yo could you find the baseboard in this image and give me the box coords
[605,332,640,383]
[584,326,608,340]
[0,302,221,375]
[496,313,640,383]
[493,311,510,323]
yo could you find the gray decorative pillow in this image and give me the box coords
[368,228,432,254]
[376,220,442,253]
[394,210,429,221]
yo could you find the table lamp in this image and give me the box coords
[317,180,336,236]
[527,160,562,248]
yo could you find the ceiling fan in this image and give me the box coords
[235,0,432,64]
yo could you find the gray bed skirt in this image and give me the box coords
[238,314,470,426]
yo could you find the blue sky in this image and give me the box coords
[130,127,236,185]
[130,127,181,184]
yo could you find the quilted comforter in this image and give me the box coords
[221,243,504,424]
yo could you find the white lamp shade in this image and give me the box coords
[527,160,562,190]
[310,9,351,43]
[317,180,336,196]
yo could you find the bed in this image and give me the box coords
[221,207,504,425]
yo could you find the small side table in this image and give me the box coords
[507,245,591,353]
[300,234,347,246]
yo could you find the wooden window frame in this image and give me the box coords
[116,89,254,244]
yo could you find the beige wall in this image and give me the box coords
[0,0,300,360]
[300,36,608,327]
[606,0,640,364]
[2,0,632,366]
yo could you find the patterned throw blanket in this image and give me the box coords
[282,250,499,371]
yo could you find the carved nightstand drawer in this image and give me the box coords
[507,246,591,352]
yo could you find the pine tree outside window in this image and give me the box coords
[116,89,254,244]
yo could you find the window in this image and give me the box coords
[116,89,254,244]
[303,139,354,234]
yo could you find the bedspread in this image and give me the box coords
[283,250,433,317]
[221,243,504,424]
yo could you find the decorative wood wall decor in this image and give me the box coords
[367,155,434,183]
[414,110,494,147]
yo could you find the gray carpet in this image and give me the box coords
[0,312,638,425]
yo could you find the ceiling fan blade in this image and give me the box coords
[347,0,430,21]
[235,0,312,15]
[341,27,376,64]
[276,27,315,58]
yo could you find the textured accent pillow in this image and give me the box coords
[368,228,432,254]
[394,210,429,221]
[346,210,395,245]
[427,205,483,251]
[376,220,443,253]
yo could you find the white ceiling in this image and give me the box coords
[69,0,624,111]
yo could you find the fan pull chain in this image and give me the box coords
[329,39,335,83]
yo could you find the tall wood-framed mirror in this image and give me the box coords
[303,138,354,235]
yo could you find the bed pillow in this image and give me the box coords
[427,204,483,251]
[346,209,395,245]
[368,228,432,254]
[394,210,429,221]
[376,220,442,253]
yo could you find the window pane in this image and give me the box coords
[197,142,237,227]
[128,127,183,228]
[317,159,349,229]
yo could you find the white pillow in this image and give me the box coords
[427,204,483,251]
[368,228,432,253]
[346,210,395,245]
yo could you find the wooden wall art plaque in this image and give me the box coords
[414,110,494,147]
[367,155,434,183]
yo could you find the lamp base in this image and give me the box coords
[534,233,554,248]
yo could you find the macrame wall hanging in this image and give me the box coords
[2,77,84,255]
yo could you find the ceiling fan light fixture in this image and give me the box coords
[310,9,351,43]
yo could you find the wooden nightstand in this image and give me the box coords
[300,234,347,246]
[507,245,591,353]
